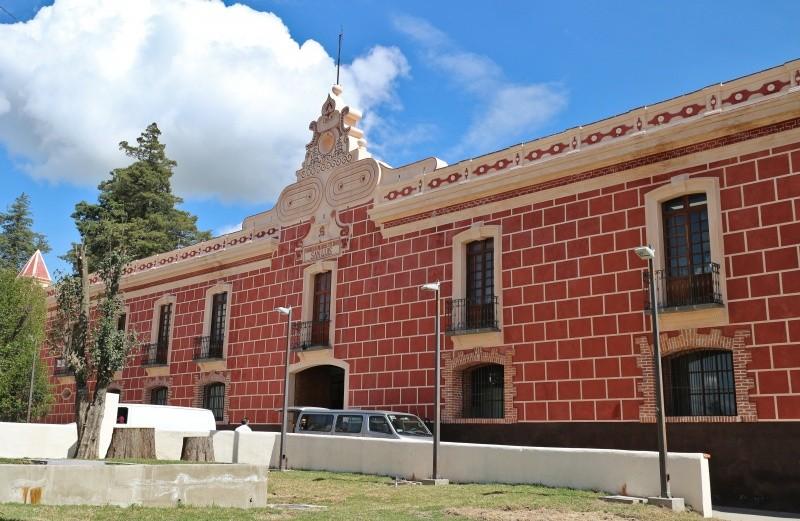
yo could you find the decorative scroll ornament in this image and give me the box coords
[295,85,368,181]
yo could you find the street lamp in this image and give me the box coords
[420,281,447,485]
[634,245,672,501]
[275,306,292,471]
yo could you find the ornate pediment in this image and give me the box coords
[296,85,370,180]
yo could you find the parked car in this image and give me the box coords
[289,407,432,440]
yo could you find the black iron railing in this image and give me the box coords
[644,262,723,310]
[291,319,330,350]
[143,341,169,366]
[54,361,73,376]
[446,296,500,334]
[194,336,224,360]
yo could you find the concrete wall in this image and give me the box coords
[256,433,712,517]
[0,422,77,459]
[0,393,118,460]
[0,463,267,507]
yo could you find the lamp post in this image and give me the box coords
[634,245,671,500]
[275,306,292,471]
[420,281,447,484]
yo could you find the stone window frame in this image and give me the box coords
[200,282,233,359]
[300,260,338,349]
[636,328,756,423]
[449,223,504,350]
[143,376,171,405]
[193,371,230,425]
[146,295,177,376]
[643,175,729,330]
[442,347,517,424]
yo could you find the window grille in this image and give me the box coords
[203,383,225,421]
[150,386,168,406]
[665,350,736,416]
[464,364,504,419]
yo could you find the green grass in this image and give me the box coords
[0,469,711,520]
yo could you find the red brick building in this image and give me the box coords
[44,61,800,509]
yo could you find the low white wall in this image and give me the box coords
[257,434,712,517]
[0,421,77,459]
[0,463,267,507]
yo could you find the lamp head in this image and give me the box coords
[420,282,440,292]
[634,246,656,260]
[275,306,291,316]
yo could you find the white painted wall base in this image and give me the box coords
[0,463,267,507]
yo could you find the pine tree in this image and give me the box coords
[71,123,210,269]
[0,193,51,272]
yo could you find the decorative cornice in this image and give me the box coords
[371,59,800,227]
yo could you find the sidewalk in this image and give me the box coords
[713,507,799,520]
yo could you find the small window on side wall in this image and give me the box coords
[664,350,736,417]
[463,364,504,419]
[150,386,168,405]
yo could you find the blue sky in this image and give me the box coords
[1,0,798,276]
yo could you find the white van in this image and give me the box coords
[290,408,432,440]
[116,403,216,432]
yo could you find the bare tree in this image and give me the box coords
[49,244,136,458]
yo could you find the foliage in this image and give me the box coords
[0,193,50,272]
[70,123,210,270]
[49,248,136,390]
[49,245,137,458]
[0,269,51,421]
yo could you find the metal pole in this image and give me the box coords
[279,309,291,471]
[433,286,441,480]
[649,256,671,498]
[26,339,36,423]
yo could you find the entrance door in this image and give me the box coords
[292,365,345,409]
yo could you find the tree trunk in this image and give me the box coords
[181,436,215,462]
[76,387,106,459]
[106,427,156,460]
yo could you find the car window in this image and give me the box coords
[368,415,393,435]
[388,414,432,437]
[335,414,364,434]
[299,413,334,432]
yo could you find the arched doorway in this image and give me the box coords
[292,364,345,409]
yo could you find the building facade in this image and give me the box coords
[45,61,800,509]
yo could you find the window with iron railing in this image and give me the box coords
[447,238,499,334]
[664,350,736,417]
[291,319,332,350]
[649,194,722,309]
[144,303,171,366]
[293,271,332,350]
[195,292,227,360]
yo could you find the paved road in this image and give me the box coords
[713,507,799,520]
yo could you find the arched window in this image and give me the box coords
[149,386,168,406]
[203,383,225,421]
[664,350,736,416]
[464,364,504,418]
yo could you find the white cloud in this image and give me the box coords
[0,0,409,202]
[392,14,566,157]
